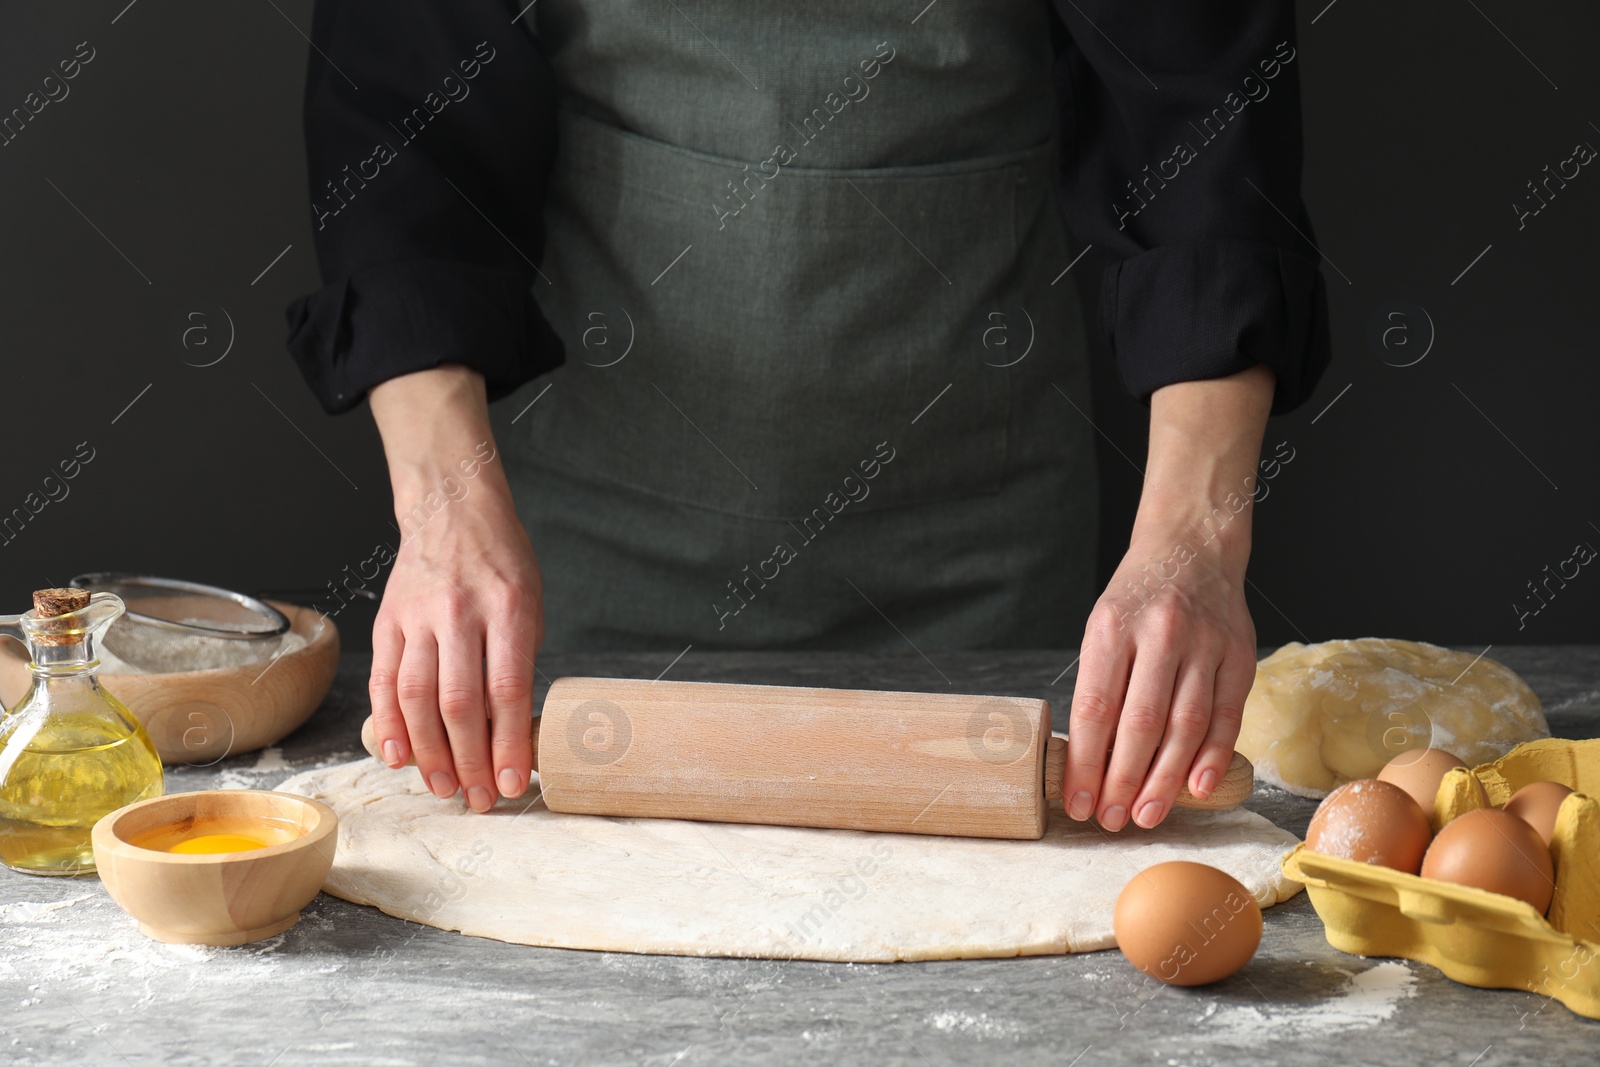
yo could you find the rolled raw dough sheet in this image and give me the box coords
[280,759,1302,962]
[1237,638,1549,799]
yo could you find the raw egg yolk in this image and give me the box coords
[167,833,270,854]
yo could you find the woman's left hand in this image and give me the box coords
[1062,362,1277,830]
[1064,522,1258,831]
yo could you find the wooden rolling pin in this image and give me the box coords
[358,677,1253,840]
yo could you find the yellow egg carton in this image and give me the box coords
[1282,737,1600,1019]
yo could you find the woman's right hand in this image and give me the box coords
[366,366,543,813]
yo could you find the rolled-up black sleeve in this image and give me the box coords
[1050,1,1331,414]
[285,0,564,415]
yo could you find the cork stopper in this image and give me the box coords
[34,587,91,617]
[31,587,92,646]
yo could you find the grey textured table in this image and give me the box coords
[5,649,1599,1066]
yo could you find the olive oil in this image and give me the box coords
[0,704,164,872]
[0,589,164,875]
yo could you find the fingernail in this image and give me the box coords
[381,740,401,768]
[428,771,457,798]
[1101,804,1127,831]
[467,786,493,813]
[1196,768,1218,797]
[498,768,523,797]
[1068,791,1094,820]
[1136,800,1164,828]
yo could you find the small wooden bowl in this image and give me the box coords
[0,600,338,764]
[92,790,337,946]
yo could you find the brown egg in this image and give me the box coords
[1421,808,1555,913]
[1304,779,1433,874]
[1377,748,1483,821]
[1114,861,1262,986]
[1503,781,1574,846]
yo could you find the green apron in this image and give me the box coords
[489,0,1098,651]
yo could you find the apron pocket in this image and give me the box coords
[517,108,1046,521]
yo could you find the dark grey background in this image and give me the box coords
[1,1,1596,652]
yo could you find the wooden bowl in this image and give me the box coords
[0,600,338,764]
[91,790,338,946]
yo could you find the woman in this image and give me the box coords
[286,1,1330,829]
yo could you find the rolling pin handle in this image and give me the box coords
[359,714,541,774]
[1042,734,1253,812]
[1044,735,1066,801]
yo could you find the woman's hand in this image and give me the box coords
[367,366,543,813]
[1064,363,1275,831]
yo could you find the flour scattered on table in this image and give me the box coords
[213,745,355,789]
[925,1010,1022,1039]
[0,894,94,924]
[1201,961,1418,1040]
[252,745,292,772]
[1546,688,1600,715]
[2,891,314,1006]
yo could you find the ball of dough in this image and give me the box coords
[1237,638,1548,798]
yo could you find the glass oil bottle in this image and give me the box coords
[0,588,164,874]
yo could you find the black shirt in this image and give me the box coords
[285,0,1330,416]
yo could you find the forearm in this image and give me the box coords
[368,365,515,520]
[1128,363,1276,583]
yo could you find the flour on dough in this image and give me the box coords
[1237,638,1548,799]
[279,759,1301,962]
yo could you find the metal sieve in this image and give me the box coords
[69,573,291,671]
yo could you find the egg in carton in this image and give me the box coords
[1282,737,1600,1019]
